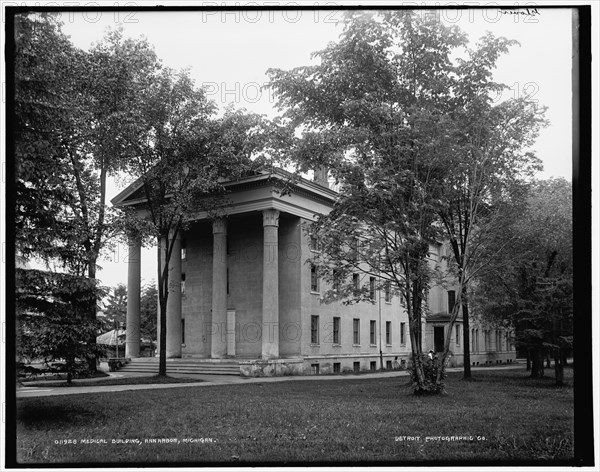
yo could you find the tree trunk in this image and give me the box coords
[157,238,169,377]
[462,292,472,379]
[561,348,568,366]
[437,288,463,385]
[554,349,564,386]
[407,291,429,393]
[409,322,425,388]
[526,350,531,371]
[158,298,167,376]
[530,347,545,378]
[86,261,98,373]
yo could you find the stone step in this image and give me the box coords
[129,357,246,364]
[126,361,240,366]
[122,364,240,370]
[124,363,239,370]
[119,359,240,376]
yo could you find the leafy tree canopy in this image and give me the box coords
[267,10,548,392]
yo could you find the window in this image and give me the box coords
[370,320,376,345]
[369,277,376,300]
[475,329,479,352]
[448,290,456,313]
[400,322,406,345]
[181,319,185,345]
[353,318,360,345]
[333,317,340,344]
[311,364,320,375]
[311,315,319,344]
[435,245,441,262]
[370,361,377,372]
[332,269,341,290]
[506,331,510,351]
[353,361,360,373]
[384,282,391,303]
[181,273,186,296]
[386,321,392,345]
[310,265,319,293]
[181,247,187,260]
[333,362,341,374]
[484,330,490,351]
[455,324,461,346]
[386,360,392,370]
[353,273,360,294]
[496,330,501,352]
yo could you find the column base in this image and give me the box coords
[125,343,140,359]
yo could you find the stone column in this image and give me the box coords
[262,209,280,359]
[211,218,227,358]
[166,232,182,358]
[125,236,141,358]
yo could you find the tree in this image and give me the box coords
[14,13,83,263]
[474,178,572,385]
[102,283,128,332]
[267,11,468,394]
[140,282,158,341]
[119,66,268,376]
[16,269,103,384]
[14,13,104,372]
[14,15,162,371]
[434,34,548,379]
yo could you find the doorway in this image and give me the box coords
[434,326,445,353]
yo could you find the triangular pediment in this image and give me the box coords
[111,168,337,211]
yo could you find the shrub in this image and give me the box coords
[409,354,446,395]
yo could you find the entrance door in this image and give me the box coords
[226,310,236,356]
[434,326,445,353]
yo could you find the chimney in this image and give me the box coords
[313,166,329,188]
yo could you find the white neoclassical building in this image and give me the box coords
[112,168,515,376]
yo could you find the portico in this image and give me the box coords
[115,169,337,361]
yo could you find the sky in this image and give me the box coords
[54,5,575,289]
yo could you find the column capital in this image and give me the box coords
[262,209,280,227]
[127,233,142,245]
[212,217,227,235]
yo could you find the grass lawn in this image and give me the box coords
[18,375,204,388]
[15,367,574,465]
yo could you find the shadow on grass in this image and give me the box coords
[459,376,480,382]
[17,403,101,428]
[20,375,204,389]
[460,368,574,389]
